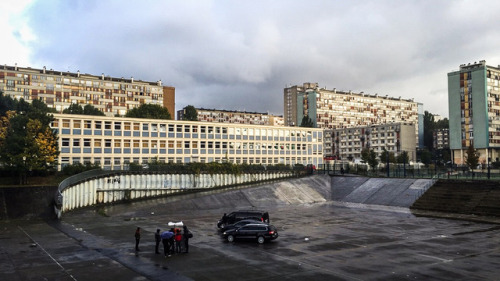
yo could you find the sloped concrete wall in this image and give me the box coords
[332,176,435,207]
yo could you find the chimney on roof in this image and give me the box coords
[158,80,162,86]
[131,77,134,83]
[15,63,17,71]
[101,73,104,80]
[43,66,46,74]
[77,70,80,77]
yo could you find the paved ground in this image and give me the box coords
[1,177,500,280]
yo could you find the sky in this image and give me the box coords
[2,0,500,119]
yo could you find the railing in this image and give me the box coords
[54,170,295,219]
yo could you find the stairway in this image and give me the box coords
[411,180,500,217]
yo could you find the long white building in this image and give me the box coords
[50,114,324,170]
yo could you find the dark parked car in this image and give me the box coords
[217,210,269,229]
[222,219,267,232]
[222,224,278,244]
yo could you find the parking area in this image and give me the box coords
[2,186,500,281]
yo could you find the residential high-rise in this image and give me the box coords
[433,128,449,151]
[448,60,500,164]
[0,64,175,118]
[327,123,416,162]
[177,108,284,126]
[284,83,424,149]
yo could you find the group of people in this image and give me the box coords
[134,224,192,257]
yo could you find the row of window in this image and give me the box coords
[61,156,314,166]
[61,138,317,150]
[54,120,321,138]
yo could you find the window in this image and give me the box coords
[124,122,131,130]
[134,123,140,130]
[105,121,111,130]
[84,120,92,129]
[73,120,81,128]
[62,138,70,147]
[95,121,102,129]
[142,140,149,148]
[84,139,91,147]
[105,139,111,147]
[94,139,102,147]
[142,123,149,131]
[114,122,121,130]
[62,119,70,128]
[124,139,131,147]
[114,139,121,147]
[73,139,80,147]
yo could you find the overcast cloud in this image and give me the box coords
[2,0,500,118]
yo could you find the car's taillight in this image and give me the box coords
[269,231,274,234]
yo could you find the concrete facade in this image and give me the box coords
[0,64,175,118]
[51,114,324,170]
[326,122,417,162]
[177,108,284,126]
[284,83,424,149]
[448,60,500,165]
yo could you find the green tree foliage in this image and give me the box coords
[423,111,435,150]
[465,145,480,170]
[125,104,171,120]
[63,103,105,116]
[418,148,433,166]
[183,105,198,121]
[397,151,410,164]
[0,93,59,184]
[300,115,314,127]
[361,148,379,170]
[423,110,449,152]
[380,148,396,164]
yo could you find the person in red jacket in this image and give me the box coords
[174,228,182,253]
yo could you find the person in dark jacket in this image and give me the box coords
[183,225,191,253]
[134,227,141,251]
[161,230,174,257]
[154,229,161,254]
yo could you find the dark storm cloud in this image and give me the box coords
[21,0,500,117]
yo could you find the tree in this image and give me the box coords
[63,103,105,116]
[465,144,479,170]
[183,105,198,121]
[361,148,379,171]
[380,148,396,164]
[300,115,314,127]
[0,93,59,184]
[125,104,171,120]
[423,111,435,150]
[397,151,410,164]
[419,148,433,166]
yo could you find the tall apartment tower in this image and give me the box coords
[284,83,424,148]
[0,64,175,118]
[284,82,318,126]
[448,60,500,164]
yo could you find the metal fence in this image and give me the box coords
[317,162,500,180]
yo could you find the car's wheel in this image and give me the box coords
[227,235,234,242]
[257,236,265,244]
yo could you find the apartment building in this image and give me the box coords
[0,64,175,118]
[433,128,449,150]
[448,60,500,164]
[50,114,324,170]
[284,83,424,152]
[326,123,416,162]
[177,108,284,126]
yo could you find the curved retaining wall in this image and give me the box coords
[56,171,294,217]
